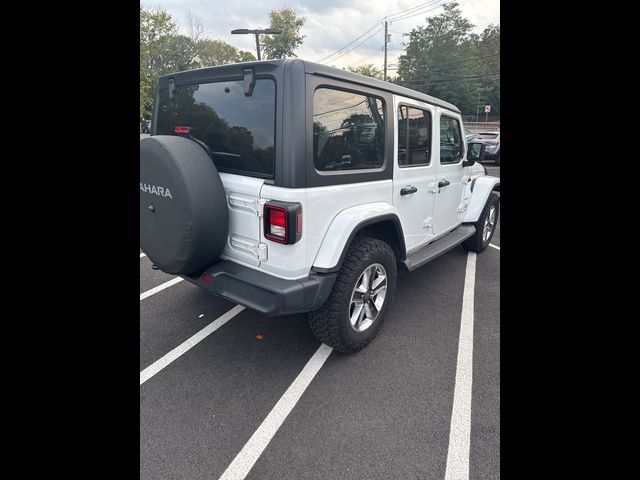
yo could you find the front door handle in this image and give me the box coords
[401,185,418,196]
[438,180,450,188]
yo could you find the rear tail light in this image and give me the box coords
[264,201,302,244]
[175,126,190,134]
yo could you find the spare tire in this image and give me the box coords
[140,135,228,275]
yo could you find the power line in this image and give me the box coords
[386,0,443,21]
[402,75,499,88]
[388,53,500,72]
[315,0,443,64]
[315,21,384,63]
[473,17,499,28]
[325,26,385,64]
[388,1,447,23]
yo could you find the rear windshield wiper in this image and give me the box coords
[180,136,241,161]
[210,151,241,158]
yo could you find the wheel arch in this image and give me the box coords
[464,176,500,223]
[312,211,406,274]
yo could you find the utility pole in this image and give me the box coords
[254,32,261,60]
[383,20,388,81]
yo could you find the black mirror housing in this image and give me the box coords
[464,141,485,166]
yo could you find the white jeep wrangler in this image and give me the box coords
[140,59,500,353]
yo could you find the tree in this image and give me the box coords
[140,5,248,120]
[262,8,306,59]
[160,34,200,72]
[238,50,257,62]
[473,25,500,119]
[197,39,242,67]
[396,2,499,117]
[140,4,177,119]
[348,64,383,80]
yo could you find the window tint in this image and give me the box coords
[397,106,431,167]
[313,88,385,172]
[440,116,464,164]
[156,79,276,177]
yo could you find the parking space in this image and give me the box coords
[140,166,500,479]
[139,254,178,293]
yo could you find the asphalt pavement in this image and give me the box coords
[140,166,500,479]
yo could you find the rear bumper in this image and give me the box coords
[182,261,337,316]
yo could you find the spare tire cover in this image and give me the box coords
[140,135,228,275]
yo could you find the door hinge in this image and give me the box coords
[229,235,268,261]
[228,194,266,217]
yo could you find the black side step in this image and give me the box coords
[401,225,476,271]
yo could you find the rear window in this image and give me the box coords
[156,79,276,178]
[478,133,499,139]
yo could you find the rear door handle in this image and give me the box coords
[438,180,450,188]
[400,186,418,196]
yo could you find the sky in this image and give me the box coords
[146,0,499,72]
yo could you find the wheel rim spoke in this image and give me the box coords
[350,302,365,328]
[371,274,386,290]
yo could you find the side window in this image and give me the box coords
[440,116,464,164]
[313,88,385,172]
[397,106,432,167]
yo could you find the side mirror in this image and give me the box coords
[463,142,485,167]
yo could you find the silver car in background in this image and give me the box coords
[475,131,500,165]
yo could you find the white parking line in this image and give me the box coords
[444,251,476,480]
[140,252,147,258]
[140,304,245,385]
[489,243,500,251]
[219,343,333,480]
[140,277,184,301]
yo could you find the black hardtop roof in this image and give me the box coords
[159,58,460,114]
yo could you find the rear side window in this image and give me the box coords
[440,116,464,164]
[397,106,432,167]
[313,88,385,172]
[156,79,276,178]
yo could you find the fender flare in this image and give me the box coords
[312,202,405,274]
[463,176,500,223]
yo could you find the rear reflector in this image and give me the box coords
[175,126,190,134]
[202,273,213,284]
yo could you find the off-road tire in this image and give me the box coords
[462,193,499,253]
[308,235,397,353]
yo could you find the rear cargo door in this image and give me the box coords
[154,70,278,268]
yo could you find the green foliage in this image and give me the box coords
[140,4,177,119]
[139,4,259,120]
[238,50,257,62]
[197,39,241,67]
[396,2,500,117]
[262,8,306,59]
[348,64,383,80]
